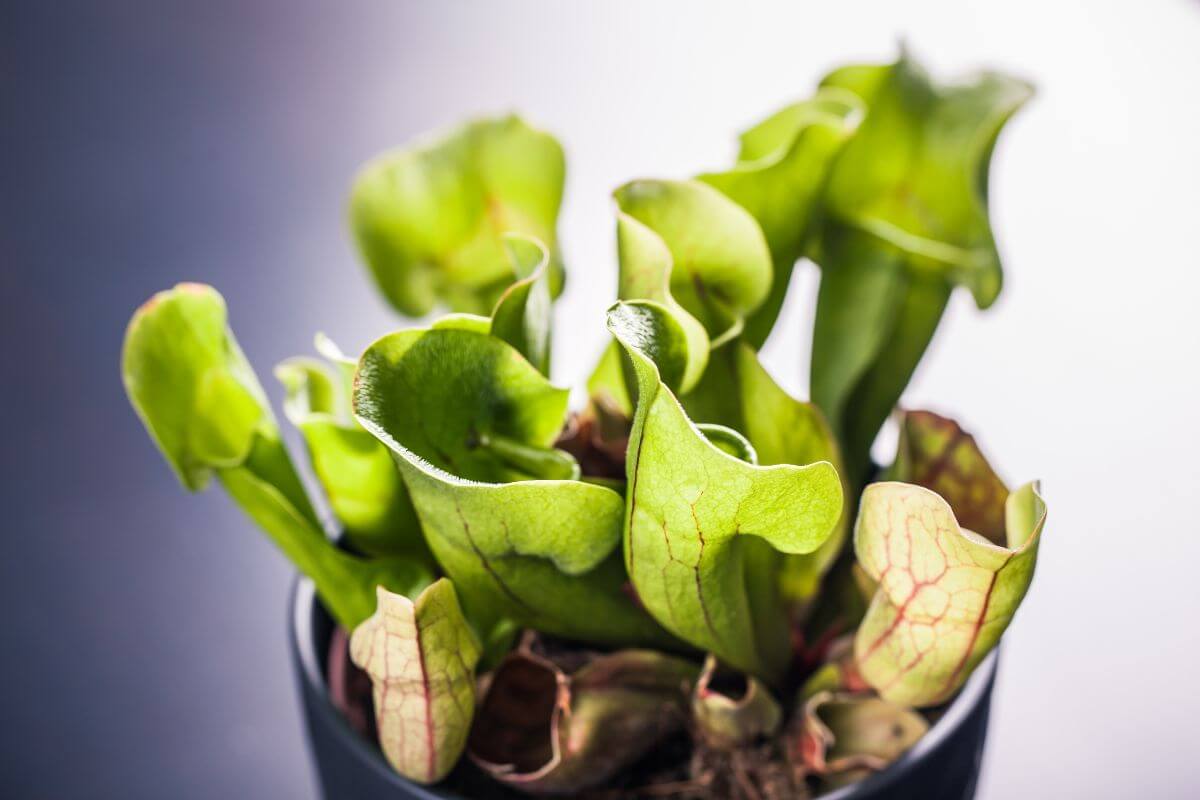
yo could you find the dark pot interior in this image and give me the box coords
[289,578,999,800]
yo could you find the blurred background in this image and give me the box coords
[3,1,1198,797]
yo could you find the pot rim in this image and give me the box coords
[290,577,998,799]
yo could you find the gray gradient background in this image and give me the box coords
[3,1,1198,797]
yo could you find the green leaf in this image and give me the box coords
[350,581,482,784]
[123,283,430,629]
[489,234,555,376]
[469,648,699,794]
[809,54,1033,485]
[697,423,758,464]
[354,325,672,647]
[731,348,850,605]
[811,229,950,488]
[585,340,634,418]
[821,57,1032,306]
[609,301,843,683]
[614,210,712,391]
[586,179,773,414]
[355,328,569,482]
[123,283,277,492]
[614,179,772,347]
[699,91,860,347]
[680,343,848,607]
[853,480,1046,706]
[350,115,565,316]
[219,440,432,629]
[315,331,358,389]
[276,345,429,562]
[430,313,493,334]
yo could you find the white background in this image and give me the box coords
[301,2,1199,796]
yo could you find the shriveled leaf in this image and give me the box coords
[351,115,565,316]
[490,234,555,376]
[888,409,1009,544]
[554,407,630,485]
[122,284,430,629]
[699,91,860,347]
[854,481,1047,706]
[609,301,843,683]
[469,648,698,794]
[355,325,672,647]
[350,582,482,784]
[792,691,928,788]
[809,54,1033,485]
[276,350,428,562]
[692,655,782,749]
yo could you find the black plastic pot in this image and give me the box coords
[290,578,999,800]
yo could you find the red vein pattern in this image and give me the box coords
[852,481,1045,707]
[349,582,481,783]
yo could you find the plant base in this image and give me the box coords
[290,579,998,800]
